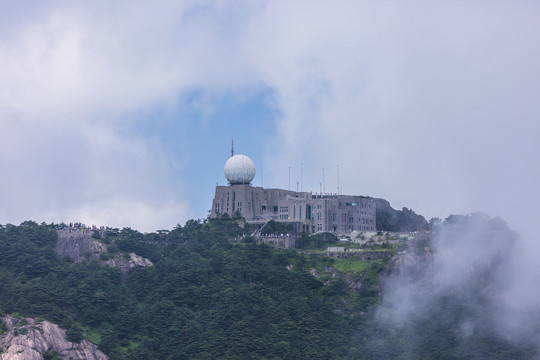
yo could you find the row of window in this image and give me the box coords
[314,223,375,232]
[341,225,375,231]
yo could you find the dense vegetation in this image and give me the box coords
[0,219,376,359]
[0,218,535,359]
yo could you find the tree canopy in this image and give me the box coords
[0,218,533,359]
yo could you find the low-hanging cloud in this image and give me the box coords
[0,118,191,231]
[251,1,540,233]
[376,214,540,357]
[0,1,262,231]
[1,1,539,236]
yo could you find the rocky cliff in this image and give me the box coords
[55,231,105,263]
[56,230,152,275]
[379,231,433,285]
[374,198,429,232]
[0,315,107,360]
[379,214,516,294]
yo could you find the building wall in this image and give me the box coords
[211,185,376,234]
[305,195,376,233]
[211,185,308,221]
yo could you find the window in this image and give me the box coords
[279,206,289,220]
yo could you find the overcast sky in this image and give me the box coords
[1,1,539,235]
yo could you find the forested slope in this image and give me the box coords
[0,216,535,359]
[0,219,377,359]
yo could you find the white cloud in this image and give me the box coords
[245,3,540,337]
[1,0,539,235]
[0,118,192,231]
[247,1,540,230]
[0,1,273,231]
[2,0,540,350]
[0,2,211,231]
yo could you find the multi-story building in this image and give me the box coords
[211,150,375,234]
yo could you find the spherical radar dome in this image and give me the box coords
[224,155,256,185]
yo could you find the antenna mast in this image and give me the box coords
[337,164,340,195]
[322,168,325,195]
[231,139,234,157]
[289,166,291,191]
[301,163,303,192]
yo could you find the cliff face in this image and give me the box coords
[380,231,433,285]
[55,231,105,263]
[0,315,107,360]
[55,230,152,274]
[374,198,428,232]
[379,214,516,295]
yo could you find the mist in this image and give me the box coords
[369,214,540,359]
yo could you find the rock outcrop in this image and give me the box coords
[102,252,153,270]
[310,266,370,292]
[56,231,105,263]
[56,230,152,275]
[374,198,429,232]
[380,231,433,284]
[0,315,107,360]
[379,214,517,295]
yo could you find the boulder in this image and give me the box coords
[0,315,107,360]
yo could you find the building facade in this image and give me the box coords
[211,148,375,234]
[211,185,376,234]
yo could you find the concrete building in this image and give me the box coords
[211,147,375,234]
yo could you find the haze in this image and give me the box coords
[1,1,538,241]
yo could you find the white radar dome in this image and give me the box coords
[224,155,256,185]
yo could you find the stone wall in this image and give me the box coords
[309,250,392,261]
[257,234,296,249]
